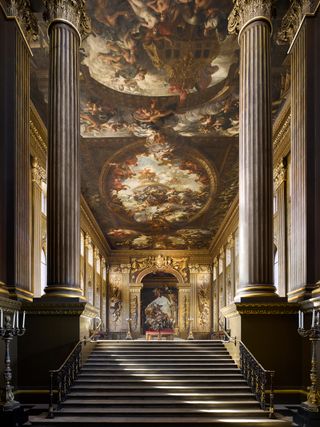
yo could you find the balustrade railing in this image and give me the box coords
[219,324,275,418]
[48,317,101,418]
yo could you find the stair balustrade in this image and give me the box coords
[220,324,275,419]
[48,317,102,419]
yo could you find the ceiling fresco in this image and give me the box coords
[29,0,290,250]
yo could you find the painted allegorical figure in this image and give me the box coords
[145,287,177,330]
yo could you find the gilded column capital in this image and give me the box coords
[31,157,45,187]
[84,234,92,248]
[213,257,218,268]
[227,235,235,249]
[277,0,316,44]
[93,247,100,262]
[4,0,38,41]
[274,160,287,190]
[44,0,91,39]
[228,0,273,35]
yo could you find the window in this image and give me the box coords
[274,246,279,293]
[41,248,47,295]
[41,182,47,216]
[88,244,93,266]
[80,232,84,257]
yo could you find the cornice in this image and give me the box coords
[80,195,111,259]
[209,196,239,257]
[0,296,21,311]
[21,301,99,317]
[221,301,300,318]
[273,96,291,165]
[30,102,47,168]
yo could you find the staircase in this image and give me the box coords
[30,340,290,426]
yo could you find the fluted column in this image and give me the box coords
[44,1,89,298]
[274,160,288,297]
[229,0,276,299]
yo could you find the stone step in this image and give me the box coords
[67,391,253,399]
[77,372,242,378]
[71,384,249,391]
[79,368,239,374]
[30,414,290,426]
[56,407,271,418]
[62,398,259,407]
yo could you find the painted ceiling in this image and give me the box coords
[30,0,290,250]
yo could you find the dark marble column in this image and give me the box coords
[228,0,276,299]
[279,2,320,301]
[44,1,90,299]
[0,2,37,301]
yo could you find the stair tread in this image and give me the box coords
[63,399,258,405]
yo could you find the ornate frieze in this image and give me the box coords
[43,0,90,38]
[3,0,38,41]
[189,264,211,274]
[228,0,273,35]
[131,255,189,281]
[277,0,316,44]
[111,264,131,274]
[274,160,287,190]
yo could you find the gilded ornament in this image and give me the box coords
[228,0,273,35]
[189,264,211,274]
[4,0,38,41]
[277,0,316,44]
[131,255,189,281]
[274,160,287,190]
[198,283,210,328]
[44,0,91,39]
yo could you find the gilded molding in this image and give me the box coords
[3,0,38,41]
[274,160,287,190]
[221,302,300,318]
[228,0,273,35]
[44,0,91,39]
[189,264,211,274]
[22,301,99,317]
[131,255,189,280]
[277,0,317,44]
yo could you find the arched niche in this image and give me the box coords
[135,265,185,286]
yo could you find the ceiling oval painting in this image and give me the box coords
[83,0,235,98]
[100,135,216,231]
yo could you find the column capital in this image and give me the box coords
[277,0,317,44]
[227,235,235,249]
[84,234,92,248]
[213,257,218,268]
[274,160,287,190]
[4,0,38,41]
[228,0,273,35]
[44,0,90,39]
[31,157,45,187]
[93,247,100,261]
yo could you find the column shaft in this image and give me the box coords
[231,2,276,298]
[46,21,81,297]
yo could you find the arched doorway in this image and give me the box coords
[141,272,178,334]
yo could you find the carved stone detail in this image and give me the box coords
[4,0,38,40]
[84,235,92,248]
[277,0,316,44]
[44,0,90,38]
[228,0,272,35]
[274,160,287,190]
[131,255,189,280]
[111,264,131,274]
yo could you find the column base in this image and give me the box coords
[221,301,303,393]
[235,284,279,300]
[43,285,85,300]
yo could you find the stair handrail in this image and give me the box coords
[219,323,275,419]
[48,316,102,419]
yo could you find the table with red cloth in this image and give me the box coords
[145,329,174,341]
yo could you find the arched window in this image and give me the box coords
[41,182,47,216]
[274,246,279,293]
[41,248,47,295]
[80,232,85,257]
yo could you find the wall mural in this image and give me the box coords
[143,286,178,333]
